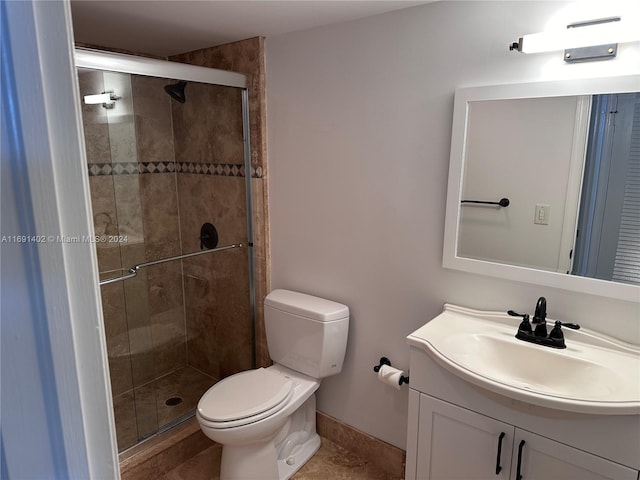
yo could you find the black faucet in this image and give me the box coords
[532,297,547,337]
[507,297,580,349]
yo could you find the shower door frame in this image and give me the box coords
[75,47,256,445]
[75,48,247,90]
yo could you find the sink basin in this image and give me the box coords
[407,304,640,415]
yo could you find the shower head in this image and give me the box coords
[164,81,187,103]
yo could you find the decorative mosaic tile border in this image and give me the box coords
[87,161,263,178]
[176,162,242,176]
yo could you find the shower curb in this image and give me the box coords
[119,417,214,480]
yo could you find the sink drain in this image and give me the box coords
[165,396,183,407]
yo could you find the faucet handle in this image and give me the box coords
[518,314,532,333]
[549,321,580,344]
[508,311,532,333]
[558,322,580,330]
[549,321,564,340]
[548,322,566,348]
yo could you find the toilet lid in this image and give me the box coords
[198,368,293,423]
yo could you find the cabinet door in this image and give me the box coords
[416,394,514,480]
[512,429,638,480]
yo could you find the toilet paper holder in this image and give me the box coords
[373,357,410,386]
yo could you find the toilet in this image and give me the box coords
[196,289,349,480]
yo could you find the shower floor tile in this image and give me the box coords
[136,366,215,426]
[115,366,215,451]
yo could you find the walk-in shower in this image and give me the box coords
[75,49,255,452]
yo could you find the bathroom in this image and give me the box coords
[2,1,639,479]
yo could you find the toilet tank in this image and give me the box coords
[264,289,349,379]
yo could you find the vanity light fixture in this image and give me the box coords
[509,16,640,62]
[83,90,119,109]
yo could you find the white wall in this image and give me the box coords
[266,1,640,450]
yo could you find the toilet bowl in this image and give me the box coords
[198,365,320,479]
[196,289,349,480]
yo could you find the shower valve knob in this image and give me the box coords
[200,223,219,250]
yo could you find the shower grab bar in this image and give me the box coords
[100,270,138,286]
[99,243,243,286]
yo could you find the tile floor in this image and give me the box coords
[160,437,403,480]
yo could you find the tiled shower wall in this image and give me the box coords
[171,81,252,378]
[171,37,271,369]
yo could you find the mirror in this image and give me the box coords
[443,75,640,301]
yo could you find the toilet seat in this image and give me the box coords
[198,368,293,428]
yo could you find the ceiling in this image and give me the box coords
[71,1,429,57]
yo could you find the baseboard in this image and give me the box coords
[316,411,406,478]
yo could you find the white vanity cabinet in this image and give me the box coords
[406,347,640,480]
[413,393,638,480]
[405,306,640,480]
